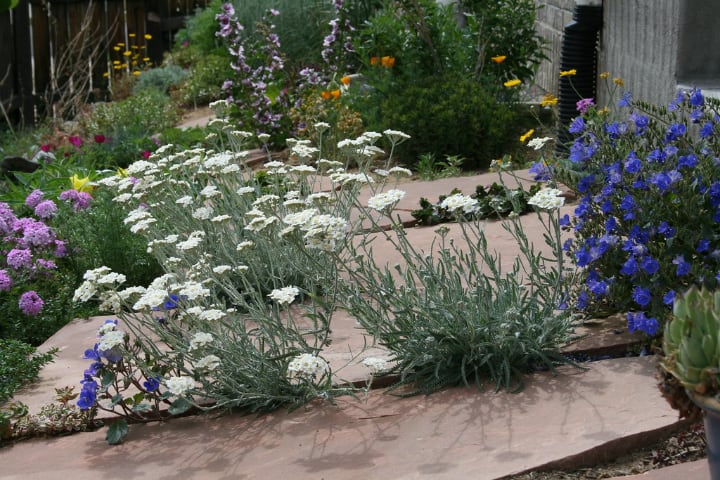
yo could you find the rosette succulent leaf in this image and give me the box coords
[662,287,720,395]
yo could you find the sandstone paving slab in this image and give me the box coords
[2,356,684,480]
[606,459,710,480]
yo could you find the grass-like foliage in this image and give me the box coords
[0,339,57,403]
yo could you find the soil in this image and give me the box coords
[508,421,706,479]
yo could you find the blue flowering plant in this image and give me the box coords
[559,85,720,336]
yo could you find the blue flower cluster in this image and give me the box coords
[562,88,720,335]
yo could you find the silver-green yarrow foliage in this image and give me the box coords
[338,176,580,394]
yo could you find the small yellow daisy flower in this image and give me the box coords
[504,79,521,88]
[613,77,624,86]
[599,72,610,79]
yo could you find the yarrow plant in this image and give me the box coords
[559,82,720,336]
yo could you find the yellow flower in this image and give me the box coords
[116,167,128,177]
[613,77,624,86]
[519,129,535,143]
[504,79,521,88]
[112,60,120,65]
[102,72,109,78]
[123,50,132,57]
[541,93,558,107]
[113,46,121,52]
[560,69,577,77]
[132,70,141,76]
[599,72,610,79]
[128,33,136,38]
[142,57,150,62]
[598,107,610,115]
[144,34,152,40]
[340,75,351,85]
[70,174,93,192]
[491,55,506,64]
[117,42,125,47]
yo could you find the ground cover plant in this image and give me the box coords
[554,85,720,336]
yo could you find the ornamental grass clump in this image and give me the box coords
[336,176,578,394]
[72,117,410,442]
[559,86,720,336]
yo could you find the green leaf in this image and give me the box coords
[168,397,192,415]
[106,419,128,445]
[0,0,20,13]
[101,371,115,388]
[131,403,151,412]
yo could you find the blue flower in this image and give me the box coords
[143,376,161,392]
[587,275,610,296]
[576,290,590,309]
[663,290,676,306]
[672,255,691,276]
[559,214,570,226]
[577,174,595,193]
[529,161,553,182]
[624,151,642,173]
[626,312,659,336]
[630,113,648,135]
[77,380,98,410]
[605,216,618,233]
[690,88,704,107]
[649,172,671,191]
[657,221,675,238]
[618,91,632,107]
[600,199,613,213]
[620,194,636,211]
[648,148,666,163]
[632,286,652,307]
[563,238,573,252]
[83,344,100,360]
[575,249,592,267]
[605,121,626,139]
[709,182,720,207]
[701,122,714,138]
[569,116,585,134]
[677,154,698,169]
[697,239,710,253]
[620,256,638,276]
[665,123,687,142]
[605,162,623,185]
[640,256,659,274]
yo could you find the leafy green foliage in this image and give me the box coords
[358,73,516,169]
[411,182,541,226]
[0,339,57,403]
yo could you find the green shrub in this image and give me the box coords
[81,89,180,144]
[360,73,516,169]
[133,65,189,95]
[0,339,57,403]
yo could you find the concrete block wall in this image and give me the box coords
[598,0,680,106]
[533,0,575,96]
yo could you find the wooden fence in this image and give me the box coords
[0,0,210,126]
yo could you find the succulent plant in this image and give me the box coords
[662,286,720,396]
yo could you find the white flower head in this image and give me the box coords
[528,187,565,210]
[527,136,554,150]
[367,189,406,212]
[164,376,195,396]
[268,286,300,305]
[200,185,222,198]
[189,331,214,351]
[383,129,411,144]
[287,353,329,379]
[362,357,388,373]
[98,330,126,351]
[389,166,412,177]
[440,193,479,214]
[195,355,221,372]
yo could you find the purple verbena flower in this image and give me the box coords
[19,290,44,316]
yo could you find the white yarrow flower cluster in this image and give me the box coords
[367,189,405,212]
[287,353,329,379]
[440,193,479,214]
[528,187,565,210]
[98,330,126,351]
[189,331,214,350]
[195,355,221,371]
[527,136,554,151]
[362,357,388,373]
[165,376,195,396]
[304,214,348,251]
[268,286,300,305]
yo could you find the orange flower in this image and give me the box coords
[321,91,331,100]
[380,56,395,67]
[370,56,379,66]
[504,79,521,88]
[330,89,341,99]
[491,55,506,64]
[340,75,351,85]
